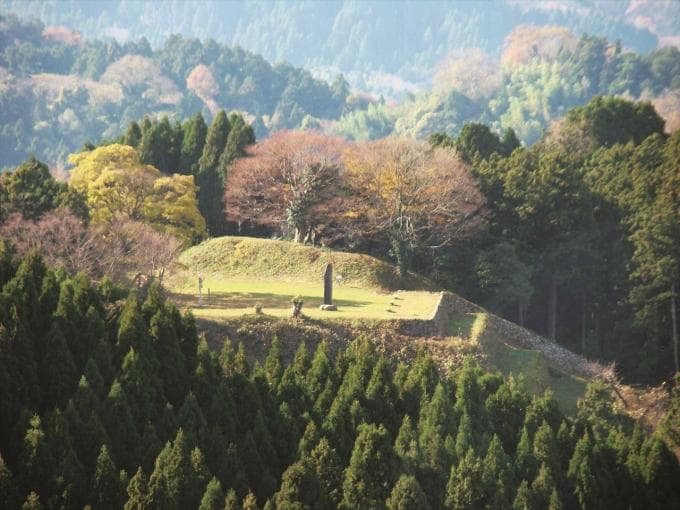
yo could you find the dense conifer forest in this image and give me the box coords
[0,250,679,509]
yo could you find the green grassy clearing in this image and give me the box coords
[167,235,440,321]
[168,277,440,321]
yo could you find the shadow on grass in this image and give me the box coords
[170,290,372,311]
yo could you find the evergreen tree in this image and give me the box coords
[223,488,241,510]
[102,380,141,471]
[199,477,224,510]
[177,392,209,449]
[83,358,106,399]
[180,113,208,175]
[485,377,529,454]
[124,467,148,510]
[531,463,557,509]
[149,306,188,408]
[242,492,259,510]
[547,489,562,510]
[568,432,614,510]
[124,121,142,148]
[219,113,255,179]
[639,434,680,508]
[292,341,310,383]
[297,419,321,458]
[66,376,111,468]
[444,449,485,510]
[197,110,230,235]
[139,115,181,173]
[394,415,419,474]
[1,157,62,219]
[532,421,560,477]
[515,427,536,483]
[20,414,55,499]
[21,491,43,510]
[512,480,534,510]
[400,350,438,418]
[341,423,399,509]
[307,341,333,403]
[0,453,19,509]
[310,437,343,508]
[365,356,398,431]
[275,460,329,510]
[264,336,283,388]
[454,412,475,460]
[117,294,149,359]
[44,408,87,508]
[91,444,126,510]
[40,322,77,410]
[482,435,515,510]
[385,475,431,510]
[147,429,209,510]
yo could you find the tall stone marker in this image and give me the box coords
[323,263,333,305]
[198,273,203,307]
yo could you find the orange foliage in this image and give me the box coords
[342,138,484,250]
[186,64,220,115]
[226,130,348,242]
[100,55,181,105]
[501,24,577,68]
[626,0,680,39]
[42,25,83,47]
[433,48,500,99]
[651,89,680,132]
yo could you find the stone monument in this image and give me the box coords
[320,263,337,311]
[198,273,203,307]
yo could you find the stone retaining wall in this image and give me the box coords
[397,291,611,382]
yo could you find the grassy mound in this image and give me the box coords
[177,236,434,291]
[168,235,600,414]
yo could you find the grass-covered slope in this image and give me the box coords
[176,236,434,290]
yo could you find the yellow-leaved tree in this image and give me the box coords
[68,144,205,244]
[342,138,485,276]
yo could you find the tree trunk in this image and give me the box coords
[672,282,679,374]
[547,278,557,342]
[518,302,525,328]
[581,294,586,354]
[294,225,304,243]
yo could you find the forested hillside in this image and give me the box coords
[0,13,348,169]
[2,0,673,87]
[0,251,679,509]
[1,7,679,168]
[332,28,680,144]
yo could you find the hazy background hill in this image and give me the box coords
[3,0,676,94]
[1,1,678,169]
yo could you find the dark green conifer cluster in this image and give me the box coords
[1,249,678,509]
[116,110,255,235]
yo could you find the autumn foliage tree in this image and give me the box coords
[68,144,205,244]
[226,130,347,243]
[342,138,484,275]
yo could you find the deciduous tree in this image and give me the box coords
[343,138,484,275]
[227,130,346,243]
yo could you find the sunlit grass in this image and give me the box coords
[168,276,440,321]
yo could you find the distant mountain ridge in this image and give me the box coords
[2,0,674,92]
